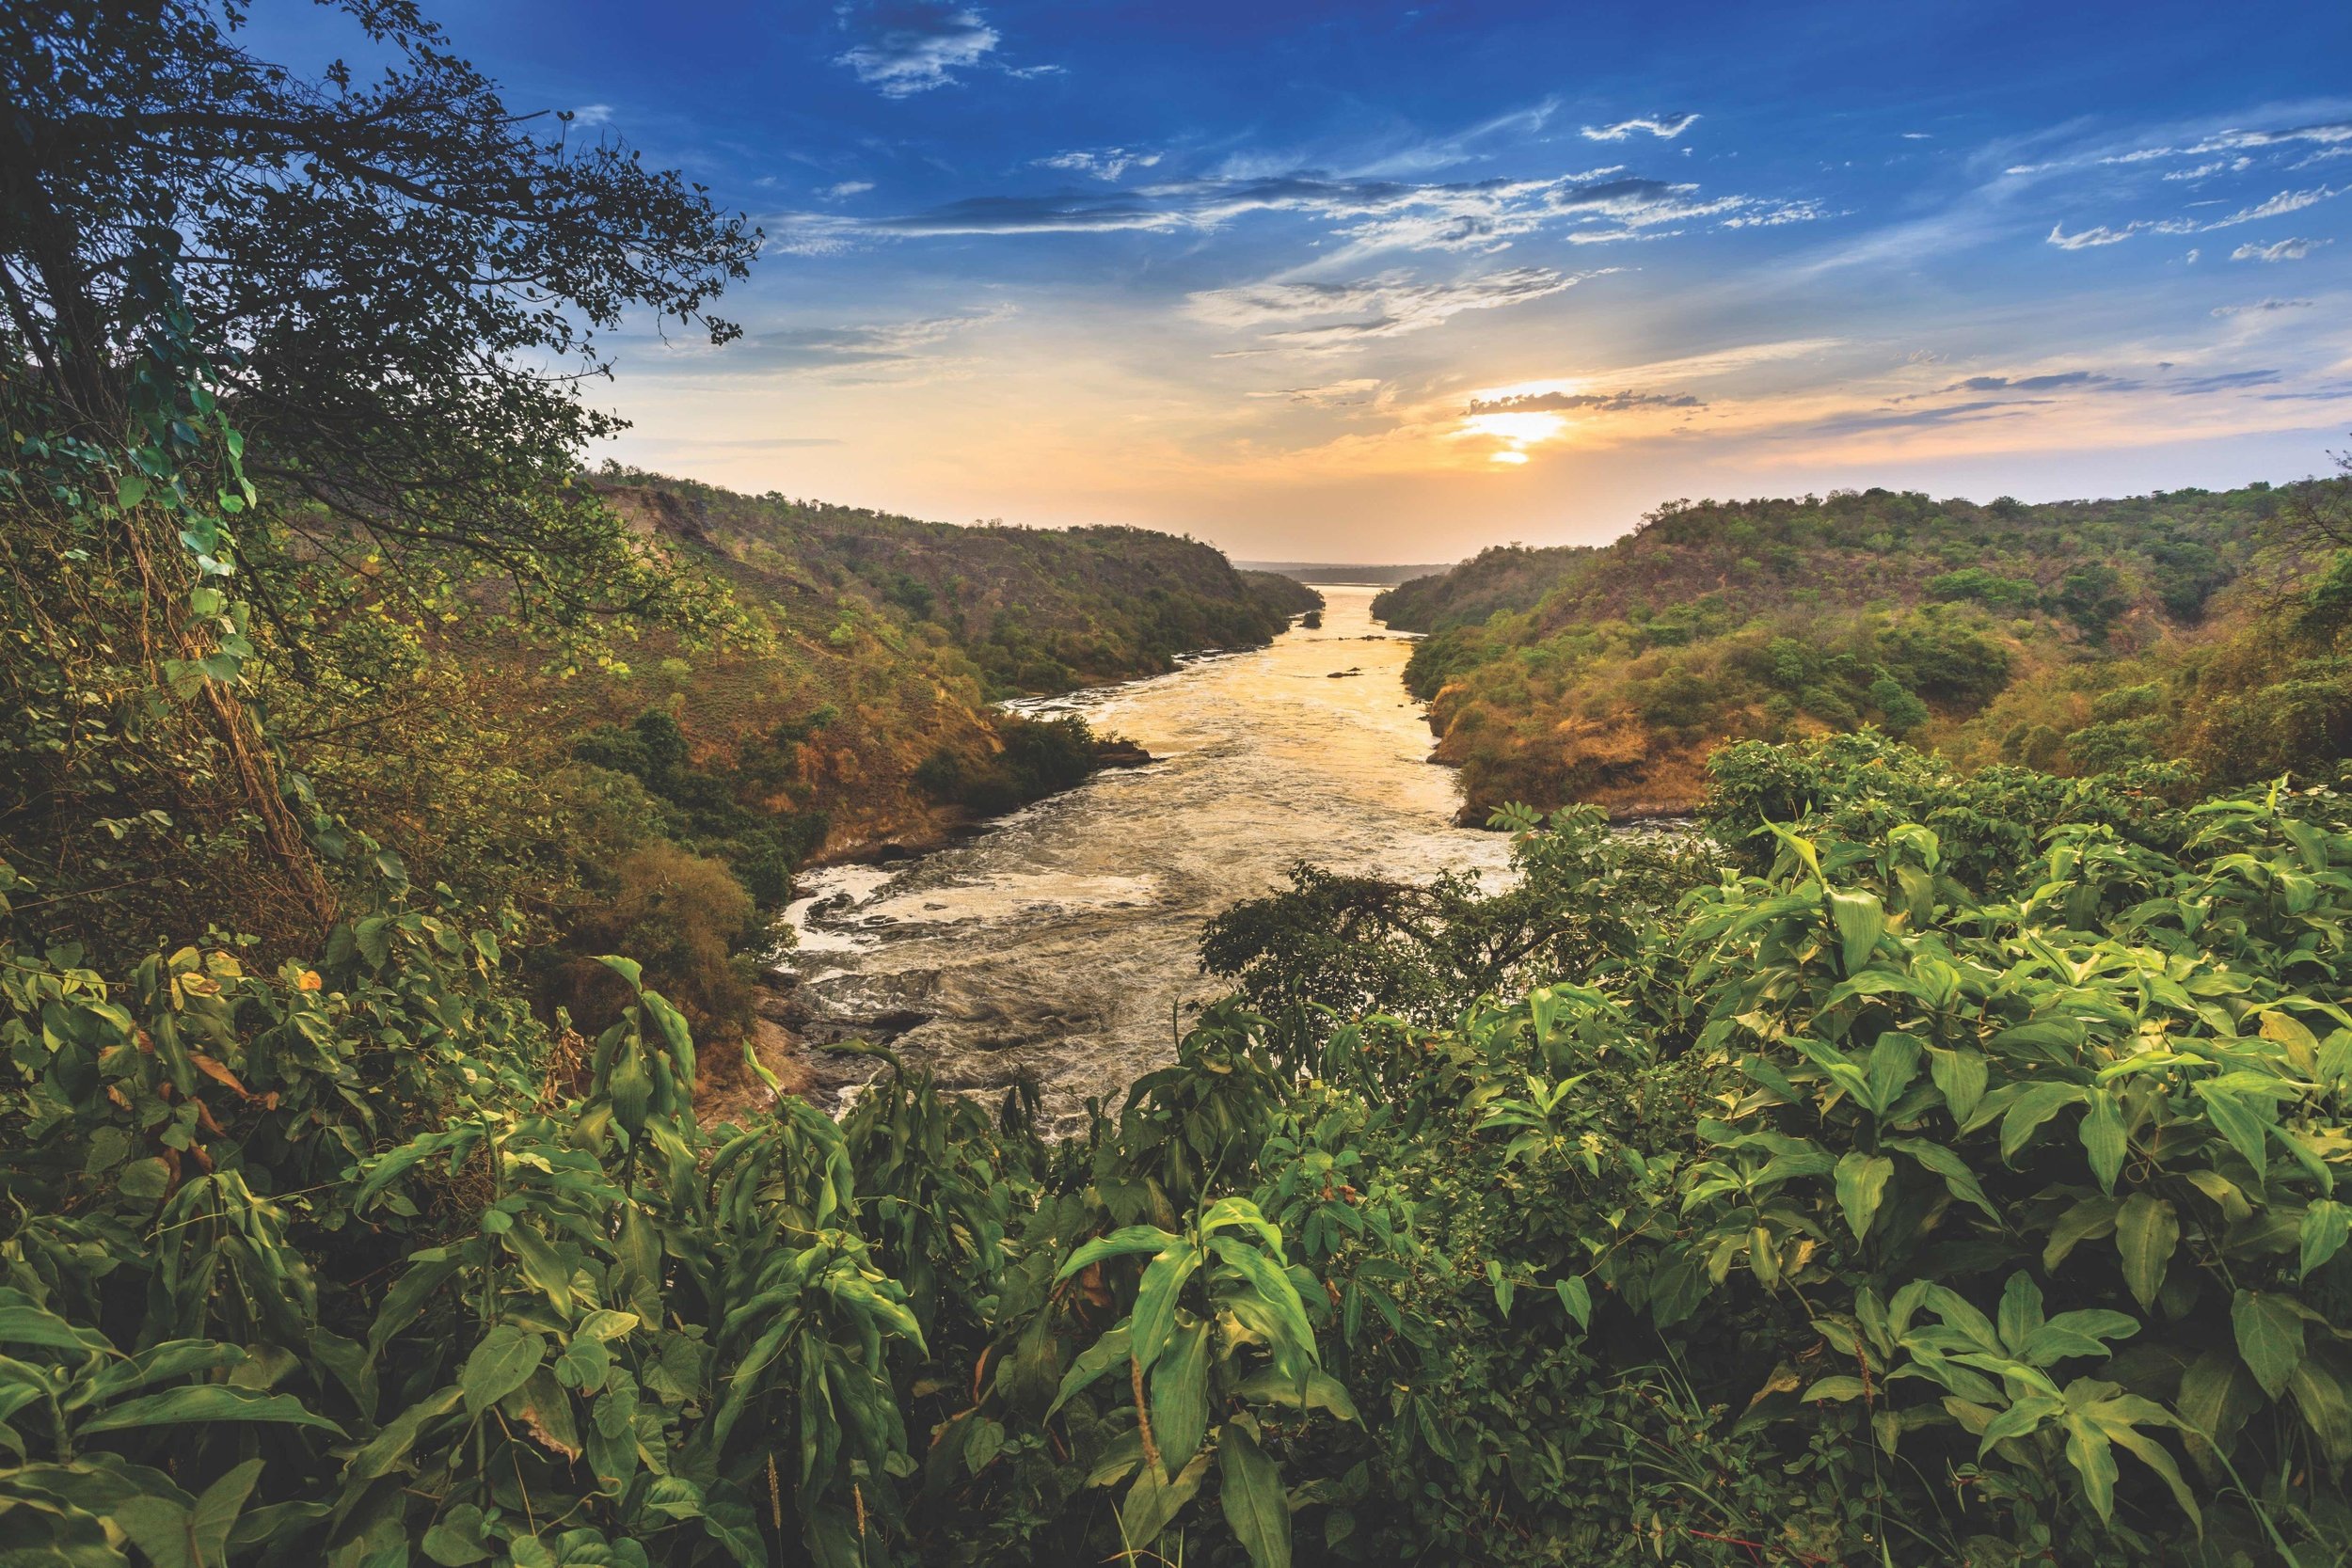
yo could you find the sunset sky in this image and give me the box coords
[265,0,2352,561]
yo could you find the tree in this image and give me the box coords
[0,0,759,626]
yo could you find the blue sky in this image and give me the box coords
[265,1,2352,560]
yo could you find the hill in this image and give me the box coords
[1374,483,2280,818]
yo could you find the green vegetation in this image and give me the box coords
[1374,483,2338,818]
[597,472,1318,698]
[5,6,2346,1568]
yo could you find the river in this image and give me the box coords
[775,584,1512,1130]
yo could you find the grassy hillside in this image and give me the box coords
[601,471,1318,694]
[1375,483,2285,818]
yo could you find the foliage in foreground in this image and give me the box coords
[6,738,2350,1566]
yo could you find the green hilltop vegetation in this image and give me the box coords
[1376,482,2344,820]
[4,8,2350,1568]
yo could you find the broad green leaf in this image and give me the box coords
[2303,1199,2350,1277]
[1119,1447,1209,1546]
[1132,1244,1204,1372]
[459,1324,545,1420]
[2285,1352,2352,1465]
[1835,1152,1895,1242]
[1863,1032,1922,1117]
[1928,1047,1988,1125]
[2115,1194,2178,1311]
[1886,1137,1999,1220]
[2232,1290,2304,1400]
[2194,1085,2272,1184]
[1056,1226,1181,1283]
[1150,1320,1213,1473]
[2000,1082,2087,1162]
[1219,1424,1293,1568]
[2061,1410,2120,1522]
[2080,1090,2127,1194]
[1997,1274,2045,1355]
[1048,1324,1132,1418]
[80,1385,343,1435]
[1556,1275,1592,1331]
[1828,889,1886,974]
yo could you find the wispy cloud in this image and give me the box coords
[1190,267,1609,347]
[708,305,1015,375]
[834,2,1007,97]
[1247,379,1385,406]
[1945,371,2126,393]
[570,103,614,126]
[818,180,875,199]
[1581,113,1700,142]
[1466,389,1703,414]
[1035,147,1161,181]
[2045,217,2197,249]
[2212,297,2314,315]
[2232,236,2329,261]
[773,168,1813,256]
[2205,184,2342,227]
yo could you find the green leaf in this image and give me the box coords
[1829,889,1886,974]
[2303,1199,2350,1277]
[1555,1275,1592,1331]
[189,1458,262,1568]
[1218,1424,1293,1568]
[2194,1085,2273,1184]
[1863,1032,1922,1117]
[1150,1320,1213,1473]
[2232,1290,2305,1400]
[1997,1274,2045,1356]
[80,1385,343,1435]
[1056,1226,1181,1283]
[1120,1447,1209,1546]
[1928,1047,1988,1125]
[2080,1090,2127,1194]
[1835,1152,1895,1242]
[2115,1194,2179,1311]
[1132,1244,1204,1373]
[421,1502,492,1565]
[2061,1410,2120,1522]
[1048,1324,1132,1418]
[2000,1082,2087,1162]
[1210,1236,1318,1375]
[460,1324,545,1420]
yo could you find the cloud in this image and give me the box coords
[1945,371,2125,393]
[1035,148,1162,181]
[774,167,1806,256]
[1189,266,1608,346]
[1814,400,2049,435]
[570,103,613,126]
[2166,368,2282,394]
[1464,389,1702,414]
[834,3,1003,97]
[1900,132,1933,141]
[2046,218,2197,249]
[2211,297,2314,315]
[716,305,1014,374]
[2204,185,2342,228]
[818,181,875,199]
[2231,236,2330,261]
[1581,113,1700,142]
[1247,379,1384,407]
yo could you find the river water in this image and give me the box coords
[777,585,1512,1129]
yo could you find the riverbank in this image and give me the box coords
[755,585,1514,1130]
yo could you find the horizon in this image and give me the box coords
[253,0,2352,561]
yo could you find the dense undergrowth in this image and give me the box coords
[8,728,2351,1566]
